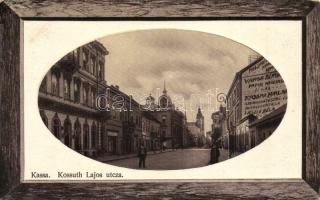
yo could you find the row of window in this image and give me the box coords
[41,113,98,151]
[74,48,104,80]
[142,120,160,133]
[46,72,98,108]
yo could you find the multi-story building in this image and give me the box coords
[142,111,161,151]
[226,56,287,153]
[105,85,142,155]
[38,41,109,157]
[39,41,145,157]
[143,85,185,149]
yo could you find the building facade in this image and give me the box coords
[39,41,109,157]
[141,111,161,151]
[226,56,287,153]
[143,86,185,149]
[249,104,287,148]
[39,41,144,157]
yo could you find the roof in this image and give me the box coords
[90,41,108,55]
[1,0,316,18]
[227,56,263,97]
[107,85,140,107]
[249,104,287,127]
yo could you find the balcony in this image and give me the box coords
[38,92,110,120]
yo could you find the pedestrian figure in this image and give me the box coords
[138,144,147,169]
[209,143,220,164]
[216,144,220,162]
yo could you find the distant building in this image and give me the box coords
[142,111,161,151]
[142,84,185,149]
[196,108,205,137]
[186,122,201,147]
[185,107,207,147]
[226,56,287,153]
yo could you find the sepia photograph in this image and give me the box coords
[38,29,287,170]
[1,0,320,199]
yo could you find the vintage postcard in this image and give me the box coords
[23,21,301,181]
[1,1,320,199]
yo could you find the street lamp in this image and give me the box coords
[216,92,232,158]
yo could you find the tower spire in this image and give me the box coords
[163,80,167,94]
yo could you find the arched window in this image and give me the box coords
[83,121,89,150]
[91,122,97,149]
[91,89,96,108]
[83,86,89,105]
[74,80,80,103]
[89,57,94,74]
[83,50,89,71]
[98,63,103,80]
[92,57,96,76]
[74,119,82,151]
[63,78,71,100]
[51,73,59,96]
[40,110,48,127]
[52,113,61,138]
[64,117,72,147]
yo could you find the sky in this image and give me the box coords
[98,29,258,132]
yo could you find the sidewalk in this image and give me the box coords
[96,149,176,163]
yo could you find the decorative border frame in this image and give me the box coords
[0,0,319,198]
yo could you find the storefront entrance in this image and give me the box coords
[107,131,118,154]
[108,136,117,153]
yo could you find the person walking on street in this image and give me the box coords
[138,144,147,169]
[209,142,220,164]
[216,143,220,163]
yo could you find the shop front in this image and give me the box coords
[107,131,118,154]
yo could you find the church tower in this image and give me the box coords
[158,81,174,110]
[196,107,205,135]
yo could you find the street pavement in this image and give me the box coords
[106,148,212,170]
[104,148,234,170]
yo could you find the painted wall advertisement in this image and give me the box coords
[241,58,287,118]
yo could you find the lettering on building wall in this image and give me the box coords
[241,59,287,117]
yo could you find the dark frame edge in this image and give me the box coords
[305,2,320,194]
[0,1,21,198]
[0,0,319,198]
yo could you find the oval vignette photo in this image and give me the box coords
[38,29,287,170]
